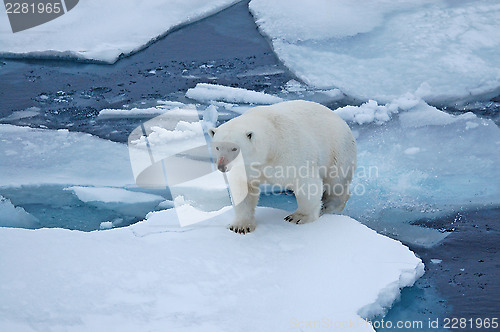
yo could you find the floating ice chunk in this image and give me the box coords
[99,221,114,230]
[318,88,344,100]
[398,102,476,128]
[186,83,283,104]
[284,79,307,93]
[0,125,133,187]
[250,0,500,103]
[157,199,175,209]
[130,121,204,148]
[97,104,198,119]
[430,259,442,264]
[0,195,39,228]
[156,100,185,107]
[0,0,241,63]
[202,104,218,127]
[236,65,285,78]
[334,95,475,127]
[65,186,164,204]
[335,100,399,125]
[208,101,253,114]
[98,107,169,119]
[0,107,40,122]
[0,207,423,331]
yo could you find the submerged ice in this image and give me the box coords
[340,99,500,246]
[0,125,164,230]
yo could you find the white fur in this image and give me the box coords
[209,100,357,234]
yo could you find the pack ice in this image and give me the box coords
[0,0,241,63]
[249,0,500,103]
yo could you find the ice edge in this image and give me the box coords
[358,259,425,320]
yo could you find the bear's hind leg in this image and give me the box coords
[321,191,349,214]
[285,178,322,224]
[321,176,350,215]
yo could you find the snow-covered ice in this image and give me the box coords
[186,83,283,104]
[249,0,500,103]
[0,125,134,187]
[0,206,423,332]
[0,0,242,63]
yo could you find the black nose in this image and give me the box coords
[218,164,228,172]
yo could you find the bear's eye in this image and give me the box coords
[231,148,238,152]
[215,147,220,151]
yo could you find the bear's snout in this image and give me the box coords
[218,163,228,172]
[217,157,229,172]
[213,142,240,173]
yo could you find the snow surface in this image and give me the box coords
[65,186,164,204]
[0,0,242,63]
[0,125,134,187]
[186,83,283,104]
[249,0,500,103]
[0,206,423,332]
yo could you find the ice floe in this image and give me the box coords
[249,0,500,103]
[0,0,242,63]
[0,206,423,332]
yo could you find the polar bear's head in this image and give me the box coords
[208,120,267,173]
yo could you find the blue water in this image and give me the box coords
[0,185,168,231]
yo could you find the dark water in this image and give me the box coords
[1,0,499,329]
[0,1,295,142]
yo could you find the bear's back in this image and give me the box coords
[245,100,347,138]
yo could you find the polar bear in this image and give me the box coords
[209,100,356,234]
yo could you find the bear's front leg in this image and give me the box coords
[285,177,322,224]
[229,184,260,234]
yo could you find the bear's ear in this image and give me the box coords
[246,131,254,141]
[208,128,217,138]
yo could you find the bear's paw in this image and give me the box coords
[228,222,256,234]
[284,212,316,224]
